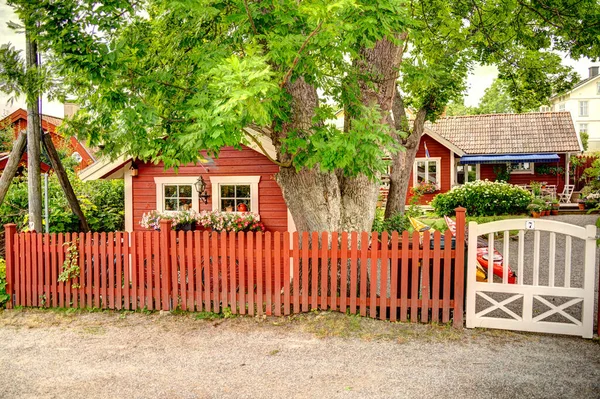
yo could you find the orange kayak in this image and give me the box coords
[476,247,517,284]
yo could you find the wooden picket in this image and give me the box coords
[3,208,468,326]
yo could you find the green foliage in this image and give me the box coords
[431,180,533,217]
[580,131,589,152]
[0,258,10,307]
[0,172,124,232]
[534,164,564,176]
[57,239,80,288]
[493,164,512,182]
[372,204,422,234]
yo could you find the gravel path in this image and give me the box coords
[0,310,599,399]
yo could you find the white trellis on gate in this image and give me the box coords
[466,219,596,339]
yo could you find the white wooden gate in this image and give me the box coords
[466,219,596,338]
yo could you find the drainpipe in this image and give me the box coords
[44,172,49,233]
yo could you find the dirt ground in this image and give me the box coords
[0,309,598,399]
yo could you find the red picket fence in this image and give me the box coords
[4,209,466,326]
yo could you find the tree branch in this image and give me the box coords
[280,20,324,88]
[243,0,258,35]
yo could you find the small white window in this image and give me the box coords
[597,82,600,95]
[558,103,566,112]
[510,162,534,174]
[71,151,83,163]
[210,176,260,213]
[413,158,440,186]
[580,123,588,134]
[164,184,193,211]
[579,101,589,117]
[154,177,200,213]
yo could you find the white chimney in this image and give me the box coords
[589,66,599,79]
[64,102,80,119]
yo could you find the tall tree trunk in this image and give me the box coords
[42,133,90,232]
[0,131,27,207]
[385,108,427,218]
[25,30,43,232]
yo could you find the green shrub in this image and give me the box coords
[0,258,9,307]
[431,180,533,216]
[372,205,423,233]
[0,172,124,233]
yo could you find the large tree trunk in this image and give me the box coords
[0,131,27,206]
[42,133,90,232]
[25,30,43,232]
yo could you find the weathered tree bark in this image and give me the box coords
[25,30,43,232]
[0,131,27,207]
[42,133,90,232]
[385,108,428,218]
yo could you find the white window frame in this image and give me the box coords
[579,101,589,117]
[154,177,200,213]
[413,157,441,187]
[580,123,588,134]
[455,162,480,185]
[597,82,600,95]
[510,162,534,174]
[210,176,261,214]
[558,103,566,112]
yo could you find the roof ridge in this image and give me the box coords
[441,111,569,119]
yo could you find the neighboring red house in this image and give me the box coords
[403,112,582,204]
[81,111,581,232]
[79,138,292,233]
[0,108,95,171]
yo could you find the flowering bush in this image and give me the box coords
[140,210,163,230]
[197,210,264,232]
[431,180,533,216]
[411,181,438,195]
[140,210,265,232]
[170,209,199,227]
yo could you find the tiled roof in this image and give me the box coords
[41,114,63,127]
[427,112,581,155]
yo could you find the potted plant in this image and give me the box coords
[530,181,542,197]
[172,209,199,231]
[578,199,586,211]
[527,203,542,218]
[550,198,559,215]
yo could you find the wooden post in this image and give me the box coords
[453,207,466,328]
[41,132,90,232]
[0,131,26,207]
[159,219,172,310]
[4,224,16,309]
[26,29,43,232]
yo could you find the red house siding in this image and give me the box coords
[132,146,288,232]
[478,154,567,193]
[406,133,453,205]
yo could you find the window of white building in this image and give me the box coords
[579,101,589,117]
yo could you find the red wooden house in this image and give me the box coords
[405,112,582,204]
[0,108,95,171]
[80,111,581,232]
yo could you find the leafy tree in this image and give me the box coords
[5,0,600,232]
[445,100,477,117]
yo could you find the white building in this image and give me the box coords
[544,67,600,151]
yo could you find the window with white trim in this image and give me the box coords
[510,162,534,174]
[597,82,600,95]
[210,176,260,213]
[580,123,588,134]
[579,101,589,117]
[558,103,566,112]
[413,158,440,186]
[154,177,200,213]
[164,184,193,211]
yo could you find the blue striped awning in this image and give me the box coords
[459,153,560,165]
